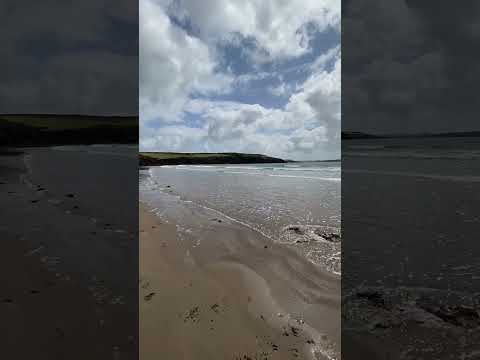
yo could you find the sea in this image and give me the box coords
[342,137,480,359]
[342,137,480,292]
[139,161,341,274]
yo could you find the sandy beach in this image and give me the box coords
[1,146,138,359]
[140,202,340,360]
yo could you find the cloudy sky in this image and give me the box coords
[0,0,137,116]
[343,0,480,134]
[140,0,341,160]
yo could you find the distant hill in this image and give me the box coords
[0,114,137,146]
[140,152,288,166]
[341,132,381,139]
[310,159,341,162]
[419,131,480,138]
[342,131,480,140]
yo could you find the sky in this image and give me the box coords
[2,0,479,146]
[0,0,137,116]
[140,0,341,160]
[343,0,480,134]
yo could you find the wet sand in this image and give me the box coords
[140,203,340,360]
[0,147,137,359]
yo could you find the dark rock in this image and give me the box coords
[288,226,304,235]
[314,229,341,243]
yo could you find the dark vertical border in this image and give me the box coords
[0,1,139,359]
[342,1,480,358]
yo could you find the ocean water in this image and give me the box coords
[343,137,480,292]
[139,162,341,273]
[342,137,480,359]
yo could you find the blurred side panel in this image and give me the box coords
[0,1,138,359]
[342,0,480,358]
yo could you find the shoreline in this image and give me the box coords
[140,202,340,360]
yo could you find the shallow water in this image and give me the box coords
[139,162,341,273]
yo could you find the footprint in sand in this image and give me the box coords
[290,348,300,358]
[144,292,155,301]
[184,306,200,323]
[210,303,224,314]
[290,326,301,337]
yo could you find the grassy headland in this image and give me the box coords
[139,152,288,166]
[342,130,480,139]
[0,114,138,146]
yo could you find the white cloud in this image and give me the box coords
[140,0,341,160]
[289,51,341,139]
[235,72,272,84]
[311,45,341,71]
[174,51,341,160]
[140,124,207,151]
[140,0,232,124]
[268,82,291,97]
[171,0,340,62]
